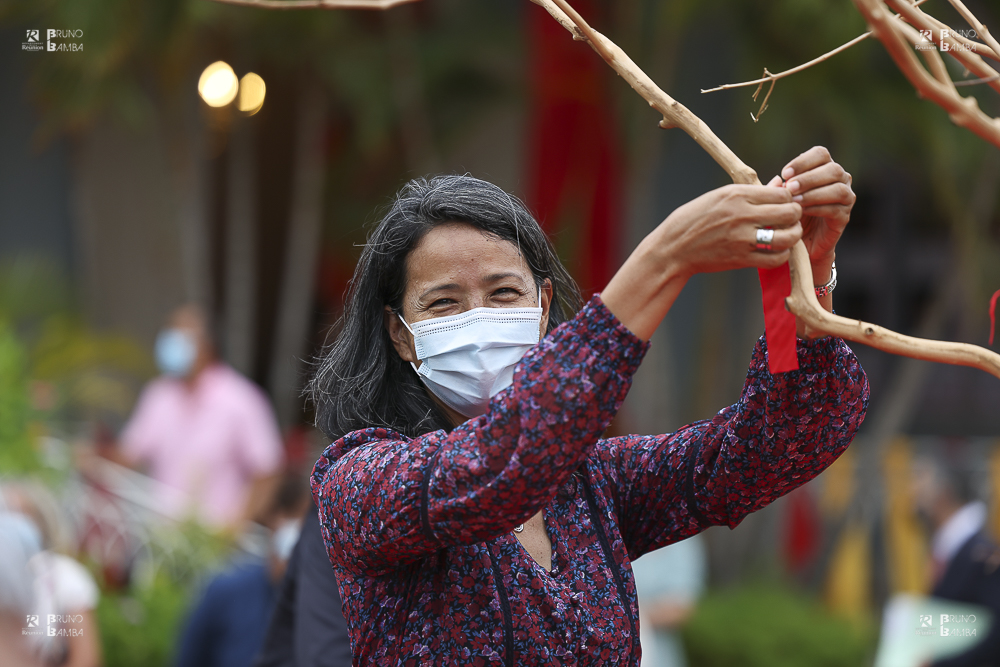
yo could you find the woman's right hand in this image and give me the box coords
[601,179,802,341]
[655,178,803,276]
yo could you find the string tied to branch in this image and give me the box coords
[990,289,1000,346]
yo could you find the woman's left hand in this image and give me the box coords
[769,145,856,270]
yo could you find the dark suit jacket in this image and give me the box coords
[253,501,353,667]
[932,531,1000,667]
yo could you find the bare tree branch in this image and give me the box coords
[209,0,418,10]
[854,0,1000,147]
[701,0,999,97]
[898,20,956,91]
[535,0,1000,379]
[701,0,934,95]
[920,11,999,61]
[946,0,1000,63]
[886,0,1000,96]
[529,0,759,185]
[702,32,871,95]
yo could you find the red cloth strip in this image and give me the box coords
[759,264,799,374]
[990,289,1000,346]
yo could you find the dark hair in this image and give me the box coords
[308,175,583,441]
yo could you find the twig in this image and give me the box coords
[209,0,418,9]
[750,69,776,122]
[702,31,873,94]
[701,0,932,95]
[898,20,955,90]
[885,0,1000,96]
[946,0,1000,65]
[955,73,1000,87]
[852,0,1000,146]
[922,11,999,62]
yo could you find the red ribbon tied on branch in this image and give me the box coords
[990,289,1000,346]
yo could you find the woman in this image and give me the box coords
[309,146,869,666]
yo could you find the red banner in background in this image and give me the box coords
[526,0,621,297]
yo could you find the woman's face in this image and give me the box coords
[384,221,552,369]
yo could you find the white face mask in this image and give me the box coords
[398,288,543,418]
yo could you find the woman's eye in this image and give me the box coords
[430,299,454,308]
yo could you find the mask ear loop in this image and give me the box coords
[395,311,424,378]
[396,310,415,335]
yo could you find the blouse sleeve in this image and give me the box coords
[310,295,650,577]
[590,334,869,561]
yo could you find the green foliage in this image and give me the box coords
[682,582,876,667]
[0,323,43,474]
[96,573,191,667]
[94,521,233,667]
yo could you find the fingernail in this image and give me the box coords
[781,167,795,180]
[786,180,800,193]
[792,194,803,202]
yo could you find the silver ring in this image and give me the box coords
[755,227,775,251]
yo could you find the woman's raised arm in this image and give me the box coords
[590,333,869,561]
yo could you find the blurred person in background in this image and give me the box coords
[1,481,101,667]
[913,453,1000,666]
[114,304,285,531]
[176,473,309,667]
[253,498,353,667]
[0,511,44,667]
[631,534,707,667]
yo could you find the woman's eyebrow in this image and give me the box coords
[482,272,525,284]
[418,283,460,301]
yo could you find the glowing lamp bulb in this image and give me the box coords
[198,61,239,107]
[237,73,266,115]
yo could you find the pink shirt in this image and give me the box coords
[121,363,284,527]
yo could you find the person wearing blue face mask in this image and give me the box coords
[307,152,868,666]
[108,305,286,532]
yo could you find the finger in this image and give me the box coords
[781,145,833,180]
[731,184,794,205]
[765,174,783,187]
[792,182,855,208]
[751,248,793,269]
[786,163,851,197]
[750,222,802,251]
[747,202,803,229]
[801,204,852,221]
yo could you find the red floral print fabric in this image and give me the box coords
[311,294,869,666]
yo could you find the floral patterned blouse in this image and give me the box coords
[311,294,869,666]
